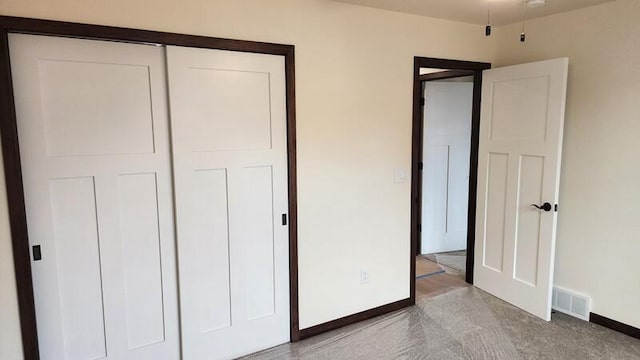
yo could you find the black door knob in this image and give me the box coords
[530,202,552,212]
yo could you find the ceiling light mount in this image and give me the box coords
[482,0,545,42]
[485,1,491,36]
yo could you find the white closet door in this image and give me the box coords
[10,34,179,360]
[421,82,473,254]
[166,46,290,360]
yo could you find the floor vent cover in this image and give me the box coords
[552,286,591,321]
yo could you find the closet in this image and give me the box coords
[9,33,290,360]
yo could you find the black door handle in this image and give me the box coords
[530,202,552,212]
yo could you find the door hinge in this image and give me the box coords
[282,214,287,226]
[420,97,425,106]
[418,161,423,171]
[418,224,422,233]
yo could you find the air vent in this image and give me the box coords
[552,286,591,321]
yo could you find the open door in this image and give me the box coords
[474,58,568,320]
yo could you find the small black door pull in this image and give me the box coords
[282,214,287,226]
[32,245,42,261]
[530,202,553,212]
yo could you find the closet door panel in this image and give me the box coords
[167,45,290,360]
[10,34,179,360]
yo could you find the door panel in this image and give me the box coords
[38,56,156,157]
[238,166,277,320]
[10,34,179,360]
[490,76,551,141]
[474,58,568,321]
[186,68,273,151]
[483,152,509,272]
[166,46,290,360]
[117,173,166,349]
[514,155,545,286]
[192,169,233,333]
[50,177,106,360]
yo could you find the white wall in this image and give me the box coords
[493,0,640,328]
[0,1,493,358]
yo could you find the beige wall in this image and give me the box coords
[0,138,23,360]
[0,1,493,358]
[493,0,640,329]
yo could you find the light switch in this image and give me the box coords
[393,168,407,183]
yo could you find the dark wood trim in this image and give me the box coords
[298,298,412,340]
[0,16,299,358]
[415,57,491,71]
[590,313,640,340]
[410,58,422,304]
[419,70,474,82]
[0,16,292,55]
[465,71,484,284]
[284,48,300,342]
[411,57,491,295]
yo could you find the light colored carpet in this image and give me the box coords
[423,250,466,274]
[435,254,466,273]
[245,287,640,359]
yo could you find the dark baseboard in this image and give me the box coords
[298,298,412,340]
[589,312,640,340]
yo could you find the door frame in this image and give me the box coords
[0,16,299,360]
[410,57,490,301]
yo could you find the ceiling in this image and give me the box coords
[332,0,616,26]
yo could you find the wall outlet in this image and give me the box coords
[360,270,369,285]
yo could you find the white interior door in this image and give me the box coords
[10,34,179,359]
[421,82,472,255]
[166,46,290,360]
[474,58,568,320]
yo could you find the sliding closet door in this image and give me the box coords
[166,46,290,360]
[9,34,179,360]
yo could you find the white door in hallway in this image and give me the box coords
[474,58,568,320]
[10,34,179,359]
[166,46,290,359]
[421,82,473,255]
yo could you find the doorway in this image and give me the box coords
[410,57,569,321]
[410,58,491,303]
